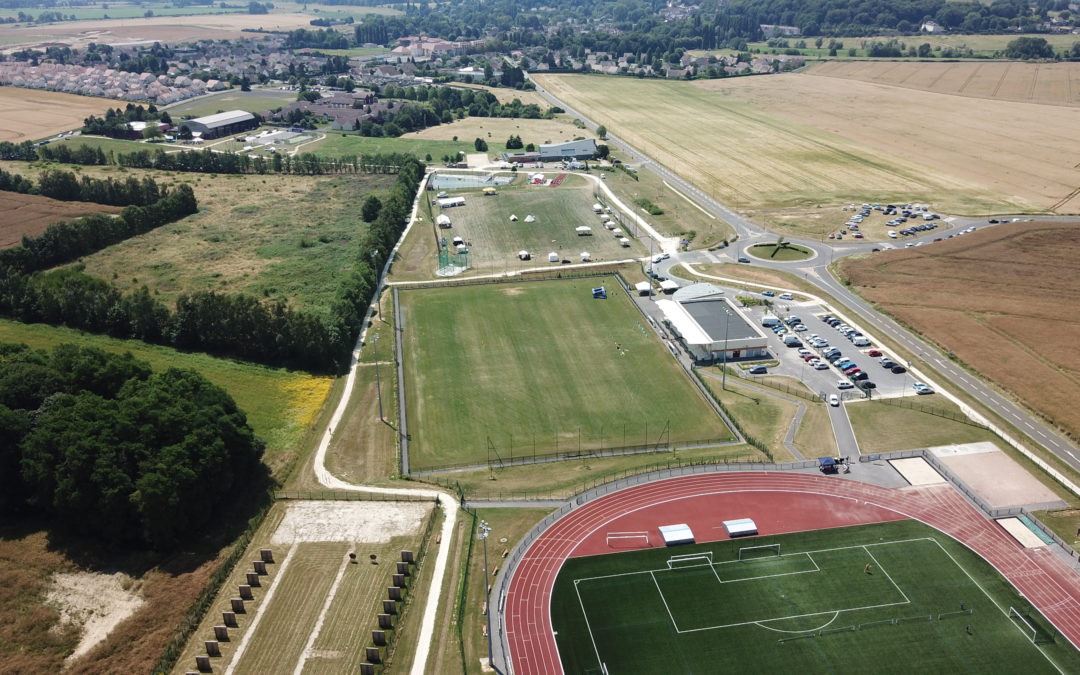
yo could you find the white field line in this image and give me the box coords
[224,543,298,675]
[311,170,458,675]
[574,580,605,672]
[682,262,1080,498]
[292,550,352,675]
[663,180,715,219]
[862,546,910,605]
[649,570,682,631]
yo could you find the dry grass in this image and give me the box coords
[793,402,838,459]
[533,73,1072,215]
[808,60,1080,107]
[0,192,120,248]
[841,221,1080,442]
[0,88,121,142]
[406,115,591,147]
[846,399,1003,453]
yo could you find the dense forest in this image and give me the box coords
[0,342,266,549]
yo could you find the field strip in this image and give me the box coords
[663,181,715,219]
[224,543,298,675]
[312,170,457,675]
[292,550,351,675]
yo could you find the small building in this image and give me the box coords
[548,251,560,262]
[656,283,770,363]
[576,226,592,236]
[920,20,943,33]
[181,110,257,140]
[436,214,452,228]
[635,281,653,296]
[518,250,530,260]
[581,251,591,261]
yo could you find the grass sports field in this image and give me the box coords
[552,520,1080,674]
[167,90,299,118]
[400,279,733,470]
[532,73,1072,217]
[400,173,644,279]
[310,131,470,162]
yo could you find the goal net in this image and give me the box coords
[667,551,714,569]
[605,531,650,548]
[1009,607,1051,644]
[738,544,781,562]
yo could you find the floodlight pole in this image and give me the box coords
[372,250,384,322]
[721,304,731,391]
[478,520,494,668]
[372,332,384,421]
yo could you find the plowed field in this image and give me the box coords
[0,191,120,248]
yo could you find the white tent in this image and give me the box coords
[576,226,592,236]
[509,214,518,221]
[548,251,560,262]
[524,215,536,223]
[635,281,653,296]
[452,236,464,245]
[436,214,452,227]
[518,250,530,260]
[580,252,591,261]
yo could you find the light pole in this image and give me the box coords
[721,303,731,390]
[372,332,384,421]
[478,520,494,668]
[371,249,384,322]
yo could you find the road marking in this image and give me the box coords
[663,180,715,219]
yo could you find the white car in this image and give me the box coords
[813,361,829,370]
[779,293,794,300]
[829,394,840,406]
[797,348,812,356]
[913,382,934,395]
[794,324,808,332]
[837,381,854,390]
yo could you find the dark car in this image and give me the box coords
[851,371,869,381]
[738,256,751,263]
[748,365,768,375]
[857,380,877,390]
[891,365,907,374]
[880,360,897,369]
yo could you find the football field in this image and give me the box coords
[551,521,1080,674]
[399,279,733,470]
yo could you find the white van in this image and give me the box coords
[852,337,871,347]
[887,230,898,238]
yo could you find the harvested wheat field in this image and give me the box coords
[0,87,120,143]
[406,115,593,147]
[841,221,1080,441]
[809,60,1080,107]
[0,192,120,248]
[533,73,1080,214]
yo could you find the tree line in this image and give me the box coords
[0,342,267,550]
[0,157,425,373]
[0,166,169,207]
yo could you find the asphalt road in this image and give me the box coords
[529,75,1080,475]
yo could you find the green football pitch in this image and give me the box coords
[551,521,1080,674]
[399,279,733,470]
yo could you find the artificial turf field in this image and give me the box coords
[551,520,1080,674]
[399,279,733,470]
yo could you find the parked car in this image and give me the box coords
[748,365,768,375]
[913,382,934,395]
[813,361,829,370]
[829,394,840,407]
[779,293,794,300]
[891,365,907,374]
[858,380,877,390]
[880,359,897,369]
[837,381,854,390]
[851,371,869,381]
[762,290,776,297]
[738,256,751,263]
[867,349,882,357]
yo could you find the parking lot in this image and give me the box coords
[739,300,919,400]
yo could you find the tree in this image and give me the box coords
[361,195,382,223]
[1070,41,1080,61]
[474,137,488,151]
[595,144,610,159]
[596,124,608,140]
[1004,37,1054,60]
[177,125,193,140]
[142,126,164,140]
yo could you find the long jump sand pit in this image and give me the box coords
[0,87,121,142]
[930,442,1062,508]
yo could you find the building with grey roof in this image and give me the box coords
[657,283,769,362]
[537,138,598,161]
[180,110,258,139]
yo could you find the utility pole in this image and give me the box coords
[721,303,731,390]
[478,520,494,668]
[371,249,384,322]
[372,332,384,421]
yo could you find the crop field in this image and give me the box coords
[444,82,551,107]
[0,13,317,48]
[172,500,434,675]
[532,73,1077,215]
[59,169,395,318]
[0,87,120,142]
[808,60,1080,107]
[168,90,300,118]
[0,318,331,473]
[552,520,1080,674]
[0,191,120,248]
[841,221,1080,442]
[398,173,644,279]
[399,278,733,470]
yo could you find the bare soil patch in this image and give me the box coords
[841,221,1080,441]
[46,571,145,663]
[271,501,430,544]
[0,87,120,142]
[0,192,121,248]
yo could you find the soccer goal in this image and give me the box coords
[738,544,781,562]
[1008,607,1051,644]
[667,551,714,569]
[606,531,650,548]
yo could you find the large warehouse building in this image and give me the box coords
[180,110,258,140]
[656,283,769,362]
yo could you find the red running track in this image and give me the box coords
[503,473,1080,675]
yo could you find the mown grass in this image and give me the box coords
[700,369,798,461]
[846,399,1001,454]
[400,279,734,470]
[310,131,470,161]
[0,319,331,474]
[168,92,299,118]
[49,135,151,154]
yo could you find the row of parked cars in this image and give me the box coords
[818,314,935,395]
